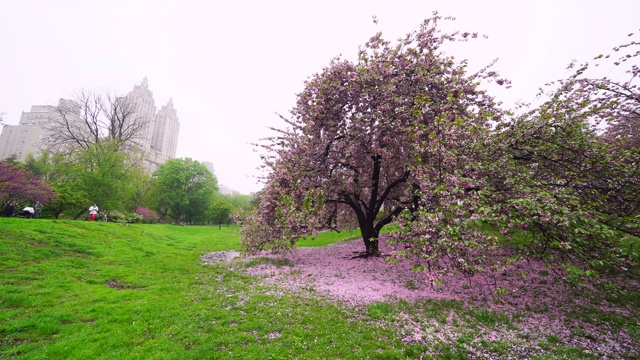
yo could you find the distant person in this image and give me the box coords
[2,201,16,217]
[34,201,43,219]
[89,203,99,221]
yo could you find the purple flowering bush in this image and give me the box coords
[136,206,159,224]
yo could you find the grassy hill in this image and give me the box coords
[1,218,394,359]
[1,218,638,359]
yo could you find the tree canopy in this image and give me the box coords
[240,15,506,256]
[0,161,56,213]
[22,142,147,219]
[471,33,640,278]
[240,17,639,281]
[153,158,218,224]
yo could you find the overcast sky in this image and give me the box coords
[1,0,638,194]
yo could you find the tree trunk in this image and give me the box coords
[360,222,380,257]
[73,208,86,220]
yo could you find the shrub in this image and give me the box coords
[126,212,143,223]
[135,206,159,224]
[108,211,143,224]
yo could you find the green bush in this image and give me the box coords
[126,212,143,223]
[107,211,143,223]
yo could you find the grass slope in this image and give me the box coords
[0,219,401,359]
[1,218,638,359]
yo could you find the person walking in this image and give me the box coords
[89,203,99,222]
[34,201,43,219]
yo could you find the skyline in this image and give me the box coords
[1,0,639,194]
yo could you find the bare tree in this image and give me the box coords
[46,90,150,152]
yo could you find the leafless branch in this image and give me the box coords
[45,90,151,153]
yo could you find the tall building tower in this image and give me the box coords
[150,98,180,167]
[126,77,156,154]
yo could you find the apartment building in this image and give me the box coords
[0,78,180,172]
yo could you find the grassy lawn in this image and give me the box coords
[296,229,361,247]
[1,218,638,359]
[0,219,401,359]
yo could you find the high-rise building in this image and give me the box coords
[0,99,81,161]
[0,124,44,161]
[218,184,240,196]
[122,78,180,172]
[148,98,180,171]
[0,78,180,171]
[126,77,157,155]
[201,161,215,176]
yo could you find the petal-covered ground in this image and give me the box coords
[242,237,448,306]
[203,237,639,358]
[237,237,605,309]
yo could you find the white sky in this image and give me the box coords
[1,0,638,194]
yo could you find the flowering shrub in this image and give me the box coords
[1,162,57,213]
[135,206,159,224]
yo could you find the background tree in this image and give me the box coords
[240,15,505,256]
[70,141,134,218]
[134,206,159,223]
[26,141,137,219]
[23,147,153,220]
[1,154,19,164]
[153,158,218,224]
[123,166,157,212]
[0,161,56,215]
[225,193,255,213]
[24,151,53,180]
[45,182,87,219]
[23,140,157,218]
[206,195,233,228]
[47,90,149,154]
[23,151,85,218]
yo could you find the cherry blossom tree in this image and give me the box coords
[587,33,638,150]
[240,15,506,256]
[241,19,639,284]
[475,32,640,279]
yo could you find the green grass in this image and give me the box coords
[295,228,361,247]
[0,218,638,359]
[0,219,401,359]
